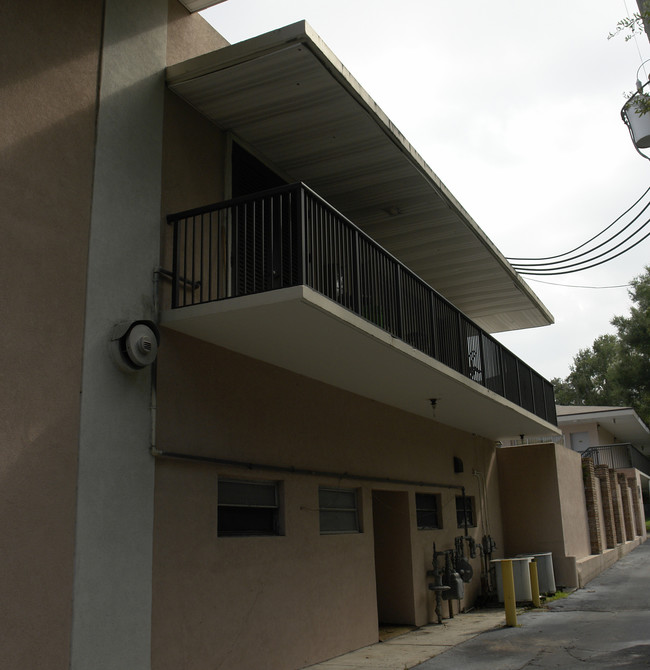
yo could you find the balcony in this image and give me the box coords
[582,444,650,477]
[161,183,558,439]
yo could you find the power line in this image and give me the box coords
[509,200,650,268]
[507,184,650,262]
[511,216,650,273]
[515,225,650,275]
[526,278,631,289]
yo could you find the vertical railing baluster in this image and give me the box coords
[353,229,361,315]
[182,217,188,308]
[208,212,213,302]
[395,265,403,340]
[478,332,486,387]
[171,218,180,309]
[297,185,306,286]
[429,291,438,360]
[199,213,204,304]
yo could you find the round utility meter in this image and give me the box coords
[111,320,160,372]
[124,323,158,368]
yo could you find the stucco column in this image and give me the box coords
[70,1,167,668]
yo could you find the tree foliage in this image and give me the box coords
[552,267,650,425]
[609,8,650,114]
[607,11,649,42]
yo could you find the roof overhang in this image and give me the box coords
[161,287,559,441]
[557,405,650,449]
[166,21,554,334]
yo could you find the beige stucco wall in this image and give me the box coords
[151,330,504,669]
[561,420,619,451]
[554,444,592,559]
[166,0,229,66]
[597,424,617,444]
[0,2,103,667]
[497,443,591,588]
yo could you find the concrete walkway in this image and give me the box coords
[304,610,508,669]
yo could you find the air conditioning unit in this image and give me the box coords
[492,557,532,603]
[517,552,556,595]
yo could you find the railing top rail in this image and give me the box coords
[587,443,633,449]
[167,182,303,222]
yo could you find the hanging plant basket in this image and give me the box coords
[622,92,650,149]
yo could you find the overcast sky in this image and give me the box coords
[202,0,650,382]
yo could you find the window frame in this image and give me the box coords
[415,492,442,530]
[217,477,282,537]
[318,486,361,535]
[455,495,476,529]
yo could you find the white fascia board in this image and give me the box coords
[179,0,229,12]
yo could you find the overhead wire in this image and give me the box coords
[506,184,650,262]
[505,185,650,275]
[526,278,631,289]
[511,215,650,273]
[513,226,650,275]
[510,203,650,269]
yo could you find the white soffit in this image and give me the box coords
[178,0,228,12]
[166,21,554,334]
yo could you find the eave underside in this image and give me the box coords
[167,20,554,334]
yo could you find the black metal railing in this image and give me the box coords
[582,443,650,476]
[167,182,557,425]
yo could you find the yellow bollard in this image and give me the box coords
[529,558,541,608]
[501,559,517,627]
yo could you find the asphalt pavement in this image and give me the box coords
[414,540,650,669]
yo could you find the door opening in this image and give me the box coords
[371,490,416,626]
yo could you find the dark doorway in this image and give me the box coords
[372,490,416,625]
[230,142,294,295]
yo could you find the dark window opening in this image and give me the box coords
[218,478,280,537]
[231,141,286,198]
[456,495,476,528]
[416,492,442,529]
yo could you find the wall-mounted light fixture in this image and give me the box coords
[383,206,401,217]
